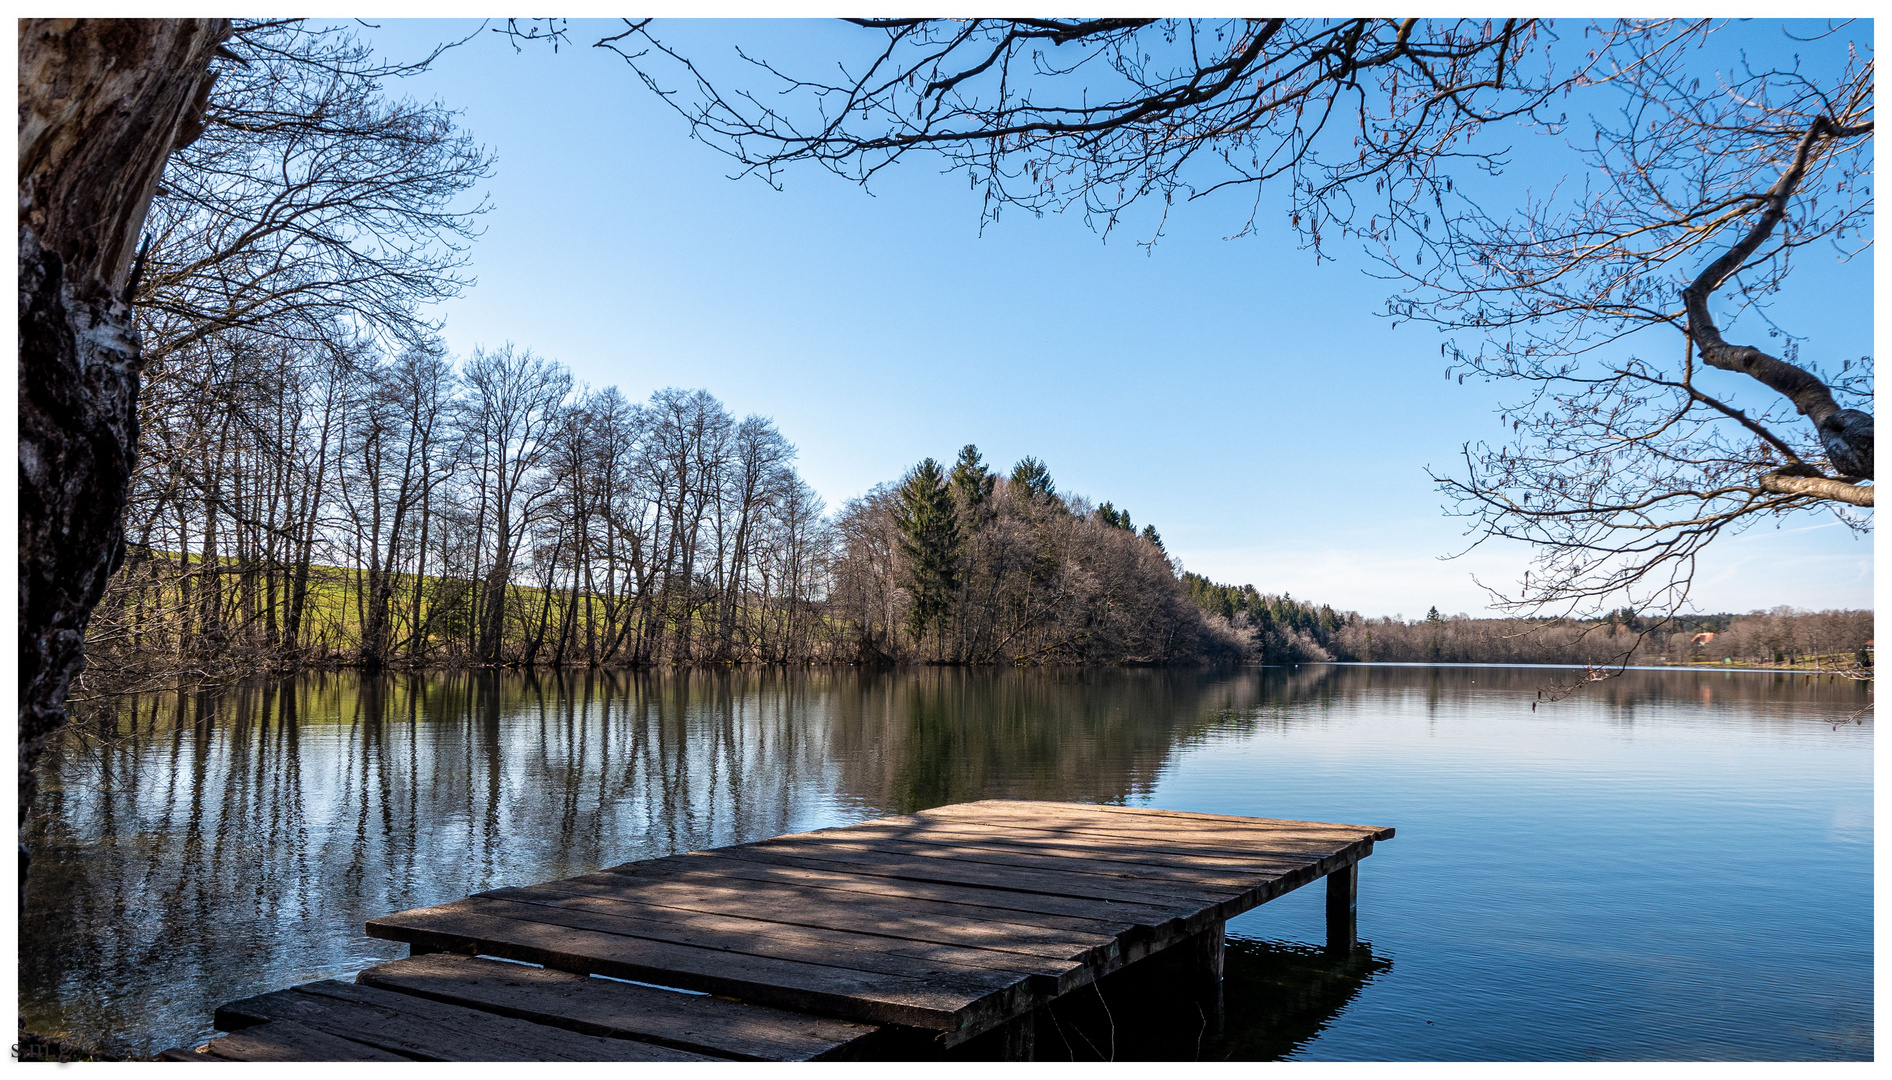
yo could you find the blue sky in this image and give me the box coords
[355,18,1873,617]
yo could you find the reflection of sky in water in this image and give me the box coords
[21,666,1871,1060]
[1828,803,1872,845]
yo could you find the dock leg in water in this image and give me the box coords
[1191,920,1226,1034]
[1001,1010,1036,1060]
[1326,861,1358,954]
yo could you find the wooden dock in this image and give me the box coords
[158,800,1392,1061]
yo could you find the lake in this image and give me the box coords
[20,664,1872,1060]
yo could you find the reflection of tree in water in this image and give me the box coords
[1254,663,1869,729]
[24,669,852,1058]
[826,667,1263,813]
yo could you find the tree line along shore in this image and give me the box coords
[88,336,1869,691]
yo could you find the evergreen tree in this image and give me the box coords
[1141,524,1164,551]
[949,443,996,523]
[1008,456,1056,504]
[1094,502,1133,530]
[894,457,962,645]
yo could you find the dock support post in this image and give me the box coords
[1191,920,1226,1034]
[1325,861,1357,954]
[1000,1010,1035,1060]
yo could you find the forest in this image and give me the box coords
[91,325,1870,684]
[93,292,1236,679]
[1181,577,1872,670]
[95,309,1216,677]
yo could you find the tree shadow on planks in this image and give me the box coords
[947,935,1392,1061]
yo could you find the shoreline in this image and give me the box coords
[77,657,1872,688]
[1308,660,1870,676]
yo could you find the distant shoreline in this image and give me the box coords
[1296,660,1865,676]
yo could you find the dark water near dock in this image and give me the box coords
[21,665,1872,1060]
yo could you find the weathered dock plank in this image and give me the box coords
[921,801,1394,851]
[829,818,1344,869]
[487,873,1122,959]
[441,892,1078,980]
[213,979,715,1061]
[367,800,1392,1048]
[157,1020,409,1062]
[707,838,1242,907]
[765,830,1315,889]
[355,953,883,1061]
[368,902,1019,1030]
[649,849,1198,926]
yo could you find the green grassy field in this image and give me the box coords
[115,553,799,659]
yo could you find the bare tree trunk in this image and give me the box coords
[199,429,227,647]
[556,541,583,666]
[19,17,230,894]
[409,486,432,662]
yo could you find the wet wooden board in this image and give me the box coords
[214,979,716,1061]
[367,800,1391,1046]
[355,953,883,1061]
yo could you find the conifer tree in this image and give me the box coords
[894,457,962,646]
[1009,456,1056,504]
[949,444,996,523]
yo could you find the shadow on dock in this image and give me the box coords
[946,935,1392,1061]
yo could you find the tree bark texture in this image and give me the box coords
[18,18,230,878]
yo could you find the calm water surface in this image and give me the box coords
[21,665,1872,1060]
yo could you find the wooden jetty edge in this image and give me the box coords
[157,800,1392,1061]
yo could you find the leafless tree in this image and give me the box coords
[92,352,847,672]
[571,17,1870,630]
[84,17,493,684]
[830,486,905,663]
[1398,24,1873,622]
[338,343,459,667]
[458,344,571,662]
[591,18,1580,244]
[134,20,492,363]
[578,387,657,664]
